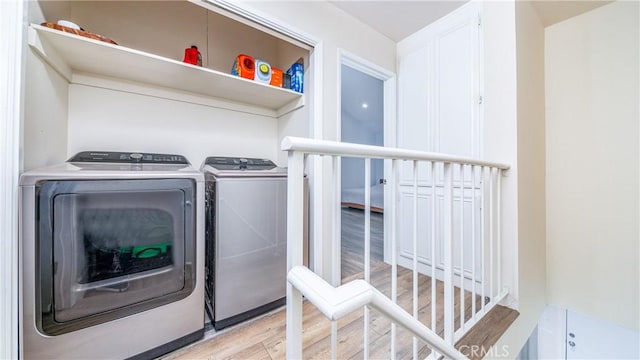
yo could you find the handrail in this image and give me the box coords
[281,136,510,170]
[284,136,510,359]
[287,266,467,360]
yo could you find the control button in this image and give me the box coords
[240,158,248,163]
[130,153,143,160]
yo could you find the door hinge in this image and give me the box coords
[478,95,483,105]
[478,17,482,27]
[379,178,387,185]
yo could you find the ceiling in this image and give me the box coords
[334,0,613,132]
[529,1,613,27]
[330,1,467,42]
[330,1,613,42]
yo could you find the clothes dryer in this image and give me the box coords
[19,151,205,359]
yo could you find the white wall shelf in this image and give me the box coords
[28,24,304,117]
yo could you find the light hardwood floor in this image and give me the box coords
[341,207,384,279]
[162,208,518,359]
[163,262,517,360]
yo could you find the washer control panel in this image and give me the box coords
[68,151,189,164]
[204,157,276,170]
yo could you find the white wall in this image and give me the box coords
[23,1,70,170]
[67,82,279,166]
[480,0,519,305]
[545,1,639,331]
[495,0,548,356]
[23,49,70,170]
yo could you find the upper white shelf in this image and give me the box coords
[27,24,303,116]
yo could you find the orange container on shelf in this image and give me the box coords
[231,54,255,80]
[270,67,283,87]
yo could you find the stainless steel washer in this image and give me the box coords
[19,151,205,359]
[202,157,306,330]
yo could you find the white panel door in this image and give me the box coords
[396,2,481,281]
[397,45,432,187]
[433,14,480,158]
[397,185,483,279]
[397,2,481,157]
[397,189,434,264]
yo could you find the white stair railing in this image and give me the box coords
[287,266,466,359]
[283,136,510,359]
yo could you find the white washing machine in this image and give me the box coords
[19,151,205,359]
[202,157,307,330]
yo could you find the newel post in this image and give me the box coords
[286,150,304,359]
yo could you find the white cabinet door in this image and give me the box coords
[396,2,482,279]
[432,12,481,158]
[397,184,483,279]
[535,306,640,360]
[566,310,640,359]
[398,45,431,187]
[397,1,481,158]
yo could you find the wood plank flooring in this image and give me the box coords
[341,207,384,279]
[162,208,518,359]
[455,305,520,360]
[162,262,517,360]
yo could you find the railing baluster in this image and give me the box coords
[331,155,340,359]
[471,165,477,320]
[364,158,371,359]
[391,159,398,360]
[286,151,305,359]
[412,160,418,360]
[443,162,454,344]
[489,167,494,303]
[459,164,465,332]
[332,155,341,287]
[430,161,437,333]
[480,166,487,313]
[430,161,438,359]
[497,169,502,297]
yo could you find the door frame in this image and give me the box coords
[0,0,25,357]
[336,49,397,282]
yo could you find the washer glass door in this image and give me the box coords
[36,179,196,335]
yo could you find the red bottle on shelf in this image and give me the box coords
[183,45,202,66]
